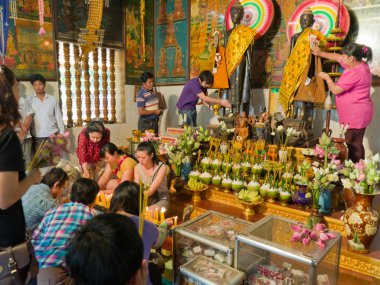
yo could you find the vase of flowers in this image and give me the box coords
[278,148,288,163]
[181,156,192,180]
[292,182,311,208]
[340,154,380,253]
[318,188,332,215]
[343,193,379,253]
[271,126,299,163]
[308,160,339,215]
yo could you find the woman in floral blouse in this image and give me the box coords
[98,143,138,192]
[76,120,110,179]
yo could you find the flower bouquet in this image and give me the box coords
[340,154,380,253]
[142,130,161,154]
[218,120,235,140]
[313,133,340,168]
[271,126,300,148]
[175,125,208,157]
[340,154,380,194]
[27,132,69,172]
[308,160,339,211]
[166,147,184,177]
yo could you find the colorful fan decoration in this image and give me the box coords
[225,0,274,39]
[287,0,350,42]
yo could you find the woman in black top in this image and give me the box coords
[0,66,40,248]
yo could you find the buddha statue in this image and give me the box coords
[223,1,256,115]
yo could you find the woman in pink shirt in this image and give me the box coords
[311,43,373,162]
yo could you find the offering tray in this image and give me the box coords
[184,184,208,203]
[238,198,263,217]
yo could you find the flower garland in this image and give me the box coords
[38,0,45,36]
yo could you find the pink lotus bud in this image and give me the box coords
[310,231,318,239]
[302,228,310,236]
[358,173,366,181]
[291,225,302,232]
[319,232,329,241]
[316,240,326,249]
[326,232,337,239]
[315,223,325,231]
[302,237,310,246]
[291,232,302,241]
[355,161,365,170]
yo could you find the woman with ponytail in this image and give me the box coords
[311,43,373,162]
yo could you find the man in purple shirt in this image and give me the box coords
[136,72,163,135]
[176,70,231,126]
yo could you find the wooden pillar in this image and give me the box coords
[74,45,83,126]
[109,49,116,123]
[101,48,108,123]
[64,43,73,127]
[83,53,91,123]
[93,48,100,119]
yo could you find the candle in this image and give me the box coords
[183,113,187,123]
[160,207,166,223]
[146,207,150,221]
[174,216,178,227]
[154,208,159,222]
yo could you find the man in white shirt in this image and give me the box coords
[27,74,65,156]
[18,96,33,164]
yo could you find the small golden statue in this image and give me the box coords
[234,112,249,144]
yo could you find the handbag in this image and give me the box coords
[154,88,167,111]
[294,56,325,104]
[0,239,39,285]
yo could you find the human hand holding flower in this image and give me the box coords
[28,132,70,172]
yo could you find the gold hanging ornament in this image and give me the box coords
[78,0,109,63]
[140,0,145,60]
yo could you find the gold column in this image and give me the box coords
[93,48,100,119]
[74,45,83,126]
[109,49,116,123]
[101,48,108,123]
[83,53,91,123]
[64,43,73,127]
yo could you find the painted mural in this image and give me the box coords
[155,0,189,85]
[125,0,154,84]
[3,0,56,80]
[189,0,230,79]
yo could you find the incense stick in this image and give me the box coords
[138,182,149,236]
[27,139,48,172]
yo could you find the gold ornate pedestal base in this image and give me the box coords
[241,201,256,218]
[191,192,202,203]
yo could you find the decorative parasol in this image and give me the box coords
[225,0,274,39]
[287,0,350,42]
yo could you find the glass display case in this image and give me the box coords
[180,255,245,285]
[173,210,255,284]
[234,215,341,285]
